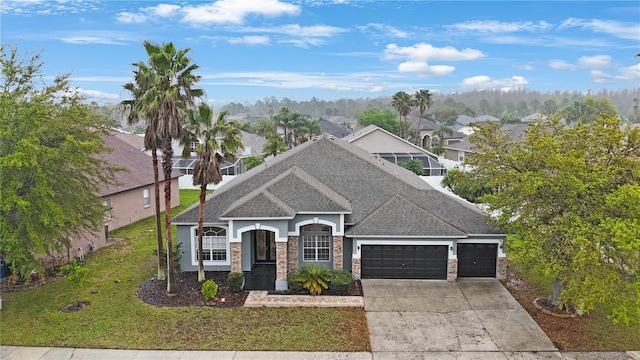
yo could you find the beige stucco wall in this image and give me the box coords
[351,130,419,153]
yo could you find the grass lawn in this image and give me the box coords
[0,190,371,351]
[504,236,640,351]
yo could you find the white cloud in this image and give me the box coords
[144,4,180,18]
[235,24,348,48]
[517,63,535,71]
[76,89,121,101]
[591,64,640,83]
[559,18,640,40]
[461,75,529,91]
[228,35,270,45]
[357,23,410,38]
[181,0,300,25]
[397,62,455,76]
[383,43,486,62]
[549,59,577,71]
[116,12,147,24]
[58,36,126,45]
[445,20,552,33]
[577,55,611,69]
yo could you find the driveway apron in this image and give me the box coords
[362,278,557,354]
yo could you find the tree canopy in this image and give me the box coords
[0,45,119,279]
[357,108,399,135]
[467,114,640,325]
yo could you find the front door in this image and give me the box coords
[255,230,276,263]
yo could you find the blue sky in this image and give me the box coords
[2,0,639,106]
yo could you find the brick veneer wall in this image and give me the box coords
[288,236,299,272]
[276,242,288,282]
[447,258,458,282]
[352,258,361,279]
[497,256,507,280]
[231,242,242,273]
[333,236,343,270]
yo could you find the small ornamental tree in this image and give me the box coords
[60,259,88,305]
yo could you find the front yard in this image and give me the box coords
[0,190,370,351]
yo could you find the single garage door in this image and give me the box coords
[457,243,497,277]
[361,245,448,279]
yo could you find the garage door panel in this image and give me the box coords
[457,243,497,277]
[361,245,447,279]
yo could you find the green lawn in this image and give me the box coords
[0,190,371,351]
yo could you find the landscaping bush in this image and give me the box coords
[287,270,304,292]
[201,279,218,300]
[329,270,352,294]
[296,264,331,296]
[227,272,244,293]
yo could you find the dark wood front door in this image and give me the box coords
[255,230,276,263]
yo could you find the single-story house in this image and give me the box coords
[172,134,506,290]
[342,125,446,176]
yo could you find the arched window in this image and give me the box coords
[301,224,331,262]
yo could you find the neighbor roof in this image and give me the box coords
[173,134,499,235]
[100,133,181,196]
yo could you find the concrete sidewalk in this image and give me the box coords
[3,347,640,360]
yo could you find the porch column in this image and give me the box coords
[447,258,458,282]
[497,256,507,280]
[333,236,343,270]
[230,242,242,273]
[288,236,299,272]
[275,240,288,290]
[351,257,361,280]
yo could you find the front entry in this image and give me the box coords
[254,230,276,263]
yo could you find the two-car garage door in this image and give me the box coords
[361,245,448,279]
[360,243,497,279]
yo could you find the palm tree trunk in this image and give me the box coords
[197,183,207,282]
[163,143,175,294]
[152,148,165,281]
[416,114,423,146]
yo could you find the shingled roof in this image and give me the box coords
[100,133,181,196]
[173,133,499,236]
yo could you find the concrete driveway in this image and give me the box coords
[362,278,557,356]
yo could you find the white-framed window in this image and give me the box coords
[193,226,229,264]
[301,224,331,262]
[143,188,150,207]
[458,151,465,162]
[103,199,112,221]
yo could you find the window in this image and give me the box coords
[102,199,112,221]
[458,151,465,162]
[143,188,150,207]
[301,224,331,262]
[195,227,228,262]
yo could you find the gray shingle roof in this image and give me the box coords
[173,134,500,235]
[346,194,467,237]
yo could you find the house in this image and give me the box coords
[443,123,530,163]
[71,134,181,261]
[342,125,446,176]
[172,134,506,290]
[318,118,353,138]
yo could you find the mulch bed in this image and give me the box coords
[137,271,249,308]
[60,301,90,313]
[501,267,594,351]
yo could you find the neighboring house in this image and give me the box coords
[323,115,358,129]
[172,130,267,189]
[443,123,530,163]
[342,125,446,176]
[453,115,500,136]
[172,134,506,290]
[318,118,353,138]
[521,112,547,123]
[406,117,438,148]
[71,134,181,261]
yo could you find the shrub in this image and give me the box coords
[330,270,353,294]
[201,279,218,300]
[60,259,89,304]
[227,272,244,293]
[287,270,304,292]
[296,264,331,296]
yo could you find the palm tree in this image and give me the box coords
[273,107,293,148]
[138,41,203,294]
[181,105,243,282]
[121,62,166,281]
[434,122,453,146]
[414,89,433,146]
[244,155,265,170]
[263,138,287,157]
[391,91,414,140]
[252,118,278,139]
